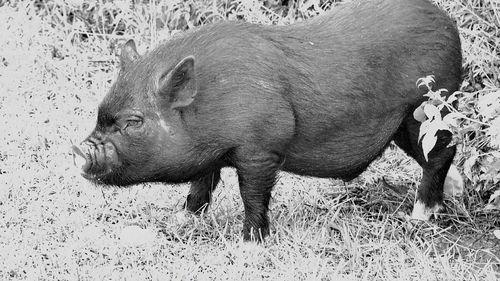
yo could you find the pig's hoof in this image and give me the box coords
[243,226,269,243]
[410,201,442,221]
[184,194,209,214]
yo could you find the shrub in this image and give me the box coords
[415,75,500,210]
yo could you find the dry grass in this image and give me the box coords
[0,0,499,280]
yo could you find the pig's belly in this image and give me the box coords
[282,143,386,181]
[281,120,401,180]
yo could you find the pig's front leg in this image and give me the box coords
[235,148,281,242]
[185,169,221,214]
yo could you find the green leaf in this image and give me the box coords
[446,91,459,104]
[443,165,464,196]
[484,159,500,179]
[443,112,462,126]
[458,123,481,135]
[422,131,437,162]
[419,117,451,162]
[413,104,427,122]
[477,90,500,118]
[494,230,500,240]
[418,119,431,142]
[430,119,451,132]
[423,104,441,120]
[485,189,500,211]
[416,75,435,90]
[486,117,500,148]
[463,152,478,181]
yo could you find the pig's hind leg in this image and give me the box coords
[185,169,221,214]
[392,116,456,220]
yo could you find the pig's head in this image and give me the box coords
[73,40,202,186]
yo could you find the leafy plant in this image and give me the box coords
[414,75,500,209]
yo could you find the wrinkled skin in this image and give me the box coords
[73,0,462,241]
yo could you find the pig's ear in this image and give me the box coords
[120,40,140,68]
[158,56,197,110]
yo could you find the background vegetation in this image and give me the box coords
[0,0,498,280]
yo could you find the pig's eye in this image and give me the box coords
[115,111,144,132]
[125,117,143,128]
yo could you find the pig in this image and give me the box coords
[73,0,462,241]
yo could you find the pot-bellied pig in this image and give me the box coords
[73,0,462,241]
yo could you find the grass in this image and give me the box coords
[0,0,499,280]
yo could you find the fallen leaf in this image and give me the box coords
[119,225,155,246]
[78,225,103,241]
[175,210,191,224]
[66,210,85,226]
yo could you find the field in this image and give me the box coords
[0,0,499,280]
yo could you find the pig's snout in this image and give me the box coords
[72,139,120,182]
[72,144,91,173]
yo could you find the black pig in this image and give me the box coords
[73,0,462,241]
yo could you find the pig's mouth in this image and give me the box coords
[72,141,120,183]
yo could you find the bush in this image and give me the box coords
[416,75,500,211]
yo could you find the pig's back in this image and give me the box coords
[261,0,461,178]
[153,0,461,178]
